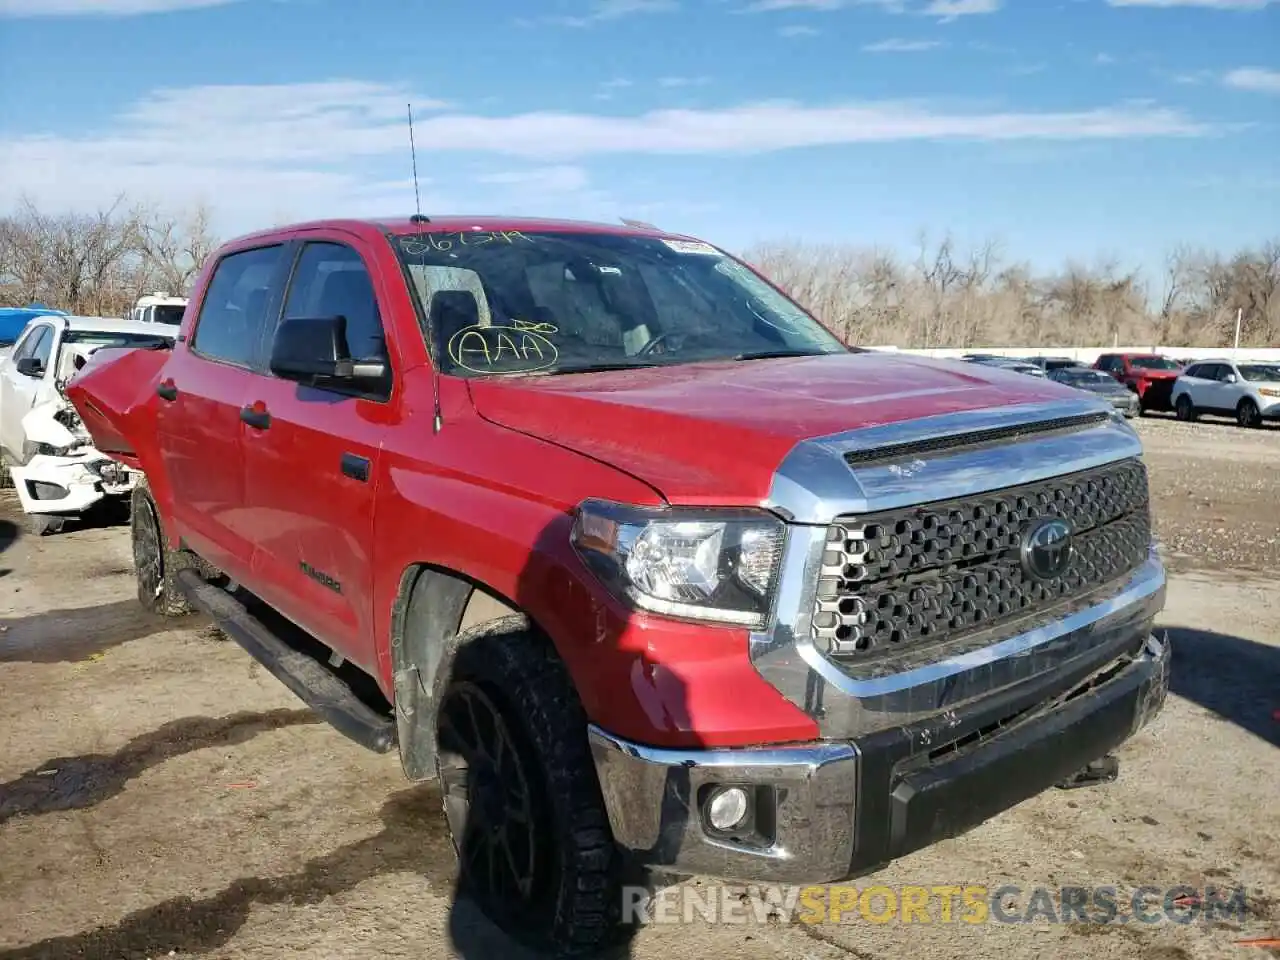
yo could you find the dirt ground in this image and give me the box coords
[1,415,1277,960]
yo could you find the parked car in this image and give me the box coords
[1092,353,1183,414]
[0,314,174,533]
[1171,359,1280,428]
[66,216,1169,955]
[1024,356,1084,372]
[1047,365,1139,417]
[129,291,189,325]
[965,356,1047,378]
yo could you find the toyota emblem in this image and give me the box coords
[1021,517,1073,580]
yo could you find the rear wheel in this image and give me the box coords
[1175,394,1196,422]
[433,622,620,956]
[131,478,196,617]
[1237,398,1262,429]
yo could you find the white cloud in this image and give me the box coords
[1223,66,1280,92]
[0,0,241,14]
[1107,0,1273,7]
[658,75,713,87]
[0,80,1218,227]
[553,0,678,26]
[475,166,592,192]
[923,0,1000,18]
[778,23,820,34]
[863,37,944,51]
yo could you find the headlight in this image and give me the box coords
[1258,387,1280,398]
[570,499,786,627]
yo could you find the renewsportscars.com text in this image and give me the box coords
[622,883,1253,927]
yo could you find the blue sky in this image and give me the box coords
[0,0,1277,278]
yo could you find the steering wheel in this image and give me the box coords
[636,331,681,358]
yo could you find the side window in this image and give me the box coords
[15,325,53,375]
[1202,364,1223,381]
[281,242,387,363]
[9,326,41,363]
[1183,364,1201,379]
[31,326,54,371]
[191,245,285,366]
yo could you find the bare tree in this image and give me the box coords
[0,195,219,315]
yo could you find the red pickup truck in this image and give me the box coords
[1093,352,1184,414]
[67,216,1170,954]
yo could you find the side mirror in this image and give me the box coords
[1224,373,1237,384]
[269,316,386,387]
[15,357,43,377]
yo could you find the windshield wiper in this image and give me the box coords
[541,360,665,376]
[732,349,830,362]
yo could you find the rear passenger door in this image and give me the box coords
[158,242,291,580]
[240,236,393,673]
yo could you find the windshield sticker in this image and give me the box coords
[402,231,534,255]
[447,319,559,373]
[662,238,720,256]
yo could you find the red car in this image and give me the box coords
[66,216,1169,954]
[1092,352,1184,413]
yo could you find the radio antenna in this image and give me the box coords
[407,102,442,432]
[407,103,424,222]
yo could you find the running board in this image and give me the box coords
[176,569,397,754]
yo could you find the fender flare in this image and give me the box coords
[389,564,525,780]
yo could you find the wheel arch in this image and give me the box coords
[389,561,549,780]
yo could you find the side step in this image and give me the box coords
[176,569,397,754]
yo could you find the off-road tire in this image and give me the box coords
[432,622,621,956]
[131,477,202,617]
[26,513,66,536]
[1237,398,1262,429]
[1175,394,1196,422]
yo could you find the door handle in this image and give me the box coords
[156,380,177,402]
[240,403,271,430]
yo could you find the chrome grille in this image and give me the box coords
[812,458,1150,659]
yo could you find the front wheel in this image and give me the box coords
[433,623,621,956]
[131,479,194,617]
[1175,394,1196,422]
[1237,398,1262,429]
[26,513,66,536]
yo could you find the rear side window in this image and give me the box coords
[191,245,284,366]
[1183,364,1202,378]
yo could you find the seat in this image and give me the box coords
[318,269,384,360]
[429,290,482,352]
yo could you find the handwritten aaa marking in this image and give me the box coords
[447,320,559,373]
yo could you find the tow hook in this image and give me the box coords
[1055,754,1120,789]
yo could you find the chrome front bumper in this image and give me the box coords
[590,626,1170,883]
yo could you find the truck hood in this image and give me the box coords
[467,352,1078,505]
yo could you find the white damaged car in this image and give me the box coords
[0,315,174,534]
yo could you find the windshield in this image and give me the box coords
[1053,369,1114,385]
[392,230,847,376]
[1129,355,1181,371]
[63,330,173,349]
[151,304,186,325]
[1239,364,1280,382]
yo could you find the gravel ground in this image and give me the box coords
[0,416,1277,960]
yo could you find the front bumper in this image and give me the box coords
[8,453,137,516]
[589,628,1170,884]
